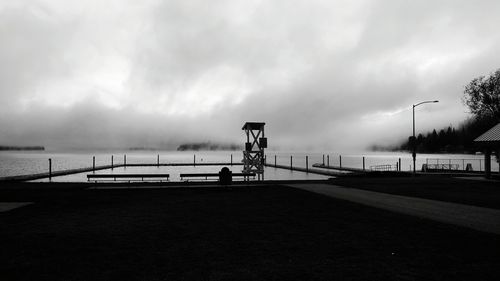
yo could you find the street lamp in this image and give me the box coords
[412,100,439,174]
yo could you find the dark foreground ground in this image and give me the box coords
[1,184,500,280]
[330,175,500,209]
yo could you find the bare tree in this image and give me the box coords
[463,69,500,120]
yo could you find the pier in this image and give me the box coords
[0,161,244,182]
[264,163,346,176]
[312,163,366,173]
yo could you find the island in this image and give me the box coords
[0,145,45,151]
[177,142,241,151]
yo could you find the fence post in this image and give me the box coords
[290,155,293,169]
[339,155,342,168]
[327,155,330,167]
[322,154,325,166]
[111,155,114,168]
[275,155,277,167]
[49,158,52,181]
[93,156,95,172]
[306,156,309,173]
[124,155,127,167]
[194,155,196,167]
[231,154,233,166]
[363,156,365,171]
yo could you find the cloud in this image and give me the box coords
[1,0,500,150]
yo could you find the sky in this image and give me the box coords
[1,0,500,151]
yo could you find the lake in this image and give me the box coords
[0,150,497,181]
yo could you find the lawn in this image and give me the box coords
[1,184,499,280]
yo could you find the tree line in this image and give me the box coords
[394,114,498,153]
[374,68,500,153]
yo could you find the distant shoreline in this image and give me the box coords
[0,146,45,151]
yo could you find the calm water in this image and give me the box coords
[0,150,497,181]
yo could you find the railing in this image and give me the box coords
[425,158,485,172]
[421,164,460,172]
[370,164,397,171]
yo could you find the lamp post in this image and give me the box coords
[412,100,439,174]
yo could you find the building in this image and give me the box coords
[474,123,500,179]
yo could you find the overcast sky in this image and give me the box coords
[1,0,499,151]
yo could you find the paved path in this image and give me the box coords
[287,183,500,235]
[0,202,32,212]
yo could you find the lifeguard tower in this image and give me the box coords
[242,122,267,180]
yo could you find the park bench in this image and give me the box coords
[87,174,170,182]
[180,172,256,181]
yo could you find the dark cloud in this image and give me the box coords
[1,0,500,150]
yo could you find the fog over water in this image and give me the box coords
[1,0,500,150]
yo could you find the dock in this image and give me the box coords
[264,163,347,176]
[312,163,366,173]
[0,165,119,182]
[0,162,244,182]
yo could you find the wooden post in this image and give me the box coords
[290,155,293,169]
[275,155,277,167]
[231,154,233,166]
[157,154,160,166]
[339,155,342,168]
[306,156,309,172]
[485,149,491,179]
[194,154,196,167]
[327,155,329,167]
[111,155,114,168]
[398,158,401,172]
[322,154,325,166]
[124,155,126,167]
[49,158,52,181]
[93,156,95,172]
[363,157,365,171]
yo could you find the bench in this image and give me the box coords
[180,172,256,181]
[87,174,170,182]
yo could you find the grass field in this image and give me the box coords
[1,184,499,280]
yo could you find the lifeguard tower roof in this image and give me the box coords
[242,122,266,130]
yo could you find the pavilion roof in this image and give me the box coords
[474,123,500,143]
